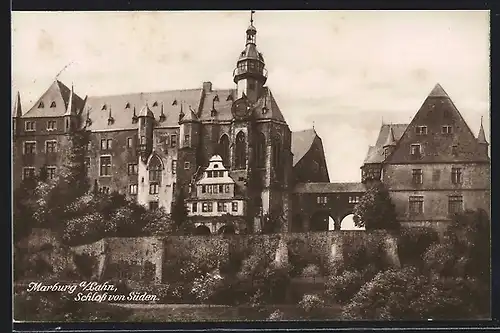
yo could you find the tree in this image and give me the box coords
[171,188,189,234]
[352,181,398,230]
[262,207,284,234]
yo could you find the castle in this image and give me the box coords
[12,13,490,234]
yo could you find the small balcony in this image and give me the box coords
[233,65,268,83]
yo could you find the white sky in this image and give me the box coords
[11,10,490,182]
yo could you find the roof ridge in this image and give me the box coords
[87,87,205,98]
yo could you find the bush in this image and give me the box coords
[301,264,321,278]
[325,270,364,304]
[299,294,325,319]
[398,227,439,269]
[191,269,225,304]
[268,309,286,321]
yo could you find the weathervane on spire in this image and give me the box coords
[250,10,255,25]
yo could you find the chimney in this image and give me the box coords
[203,81,212,92]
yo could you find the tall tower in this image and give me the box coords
[233,11,268,103]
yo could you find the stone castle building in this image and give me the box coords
[361,84,490,229]
[12,14,489,233]
[12,15,329,234]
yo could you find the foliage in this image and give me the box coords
[191,269,225,303]
[262,207,285,234]
[301,264,321,278]
[352,181,399,230]
[343,209,491,320]
[141,207,174,236]
[299,294,325,319]
[325,270,364,305]
[268,309,286,321]
[171,189,189,234]
[398,227,440,269]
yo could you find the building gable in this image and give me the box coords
[386,83,489,164]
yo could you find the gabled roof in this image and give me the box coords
[363,124,408,164]
[291,128,317,166]
[23,80,85,118]
[181,105,200,123]
[383,126,396,147]
[386,83,489,164]
[252,87,285,122]
[200,89,235,121]
[293,182,365,194]
[83,88,202,130]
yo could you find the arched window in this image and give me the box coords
[219,134,230,167]
[148,155,162,185]
[235,131,247,169]
[255,132,266,168]
[272,135,282,170]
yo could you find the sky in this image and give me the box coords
[11,10,490,183]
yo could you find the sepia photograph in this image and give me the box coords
[12,10,491,322]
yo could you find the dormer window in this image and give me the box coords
[38,101,44,108]
[442,125,453,134]
[415,126,427,135]
[102,104,107,111]
[211,110,217,117]
[213,95,219,102]
[172,99,177,106]
[452,145,458,156]
[226,94,233,101]
[125,103,130,109]
[152,101,158,107]
[410,144,421,156]
[50,101,56,108]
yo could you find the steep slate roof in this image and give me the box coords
[291,128,317,166]
[83,89,203,130]
[386,83,489,164]
[293,182,365,194]
[200,89,236,122]
[363,124,408,164]
[254,87,286,122]
[12,92,22,118]
[23,80,85,118]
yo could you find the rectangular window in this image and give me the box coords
[207,171,213,178]
[451,167,462,184]
[47,120,57,131]
[208,185,213,194]
[192,202,197,213]
[149,183,159,194]
[184,161,190,170]
[432,169,441,182]
[100,156,111,176]
[47,166,56,180]
[184,134,190,146]
[224,184,230,193]
[317,196,328,204]
[202,185,206,193]
[100,139,112,150]
[129,184,138,195]
[45,140,57,153]
[140,136,146,145]
[22,167,35,180]
[348,196,360,204]
[448,196,463,215]
[171,134,177,148]
[409,196,424,215]
[84,157,91,173]
[410,144,421,156]
[219,184,224,193]
[412,169,423,185]
[232,202,238,212]
[127,137,133,148]
[172,160,177,175]
[149,201,159,210]
[25,121,35,131]
[213,185,219,194]
[451,145,458,156]
[217,202,226,212]
[202,202,213,212]
[164,135,170,146]
[87,142,92,151]
[101,186,110,194]
[128,163,138,176]
[442,125,453,134]
[149,169,161,183]
[415,126,428,135]
[23,141,36,155]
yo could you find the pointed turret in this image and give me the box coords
[383,125,397,159]
[63,83,78,132]
[180,105,199,123]
[12,92,22,118]
[233,10,268,102]
[383,126,397,148]
[139,104,154,118]
[477,116,489,158]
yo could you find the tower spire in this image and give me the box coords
[477,115,488,144]
[250,10,255,25]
